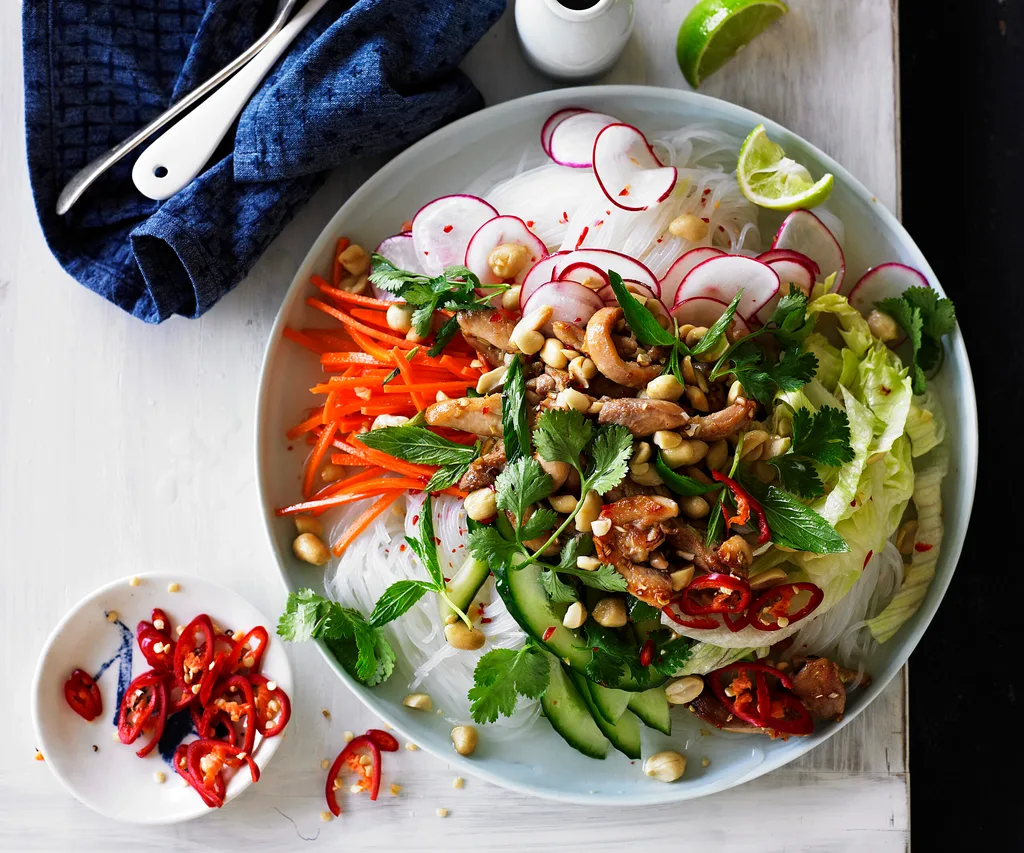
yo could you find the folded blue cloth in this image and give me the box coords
[22,0,505,323]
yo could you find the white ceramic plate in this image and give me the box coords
[31,572,293,823]
[255,86,978,804]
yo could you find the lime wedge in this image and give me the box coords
[736,124,834,211]
[677,0,788,88]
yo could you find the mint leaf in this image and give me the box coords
[425,462,470,492]
[502,355,530,463]
[369,580,434,628]
[468,645,550,724]
[739,474,849,554]
[689,291,741,356]
[406,494,445,588]
[534,409,593,471]
[585,424,633,494]
[360,425,477,467]
[607,270,676,347]
[494,457,553,526]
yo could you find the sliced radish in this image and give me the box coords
[558,261,609,290]
[592,123,678,212]
[519,252,572,308]
[674,255,780,320]
[598,280,658,305]
[464,215,547,287]
[671,297,753,339]
[561,248,659,293]
[372,234,419,300]
[848,263,929,345]
[412,194,498,276]
[522,280,605,333]
[772,210,845,292]
[754,259,816,322]
[659,248,726,309]
[756,248,820,278]
[548,111,621,168]
[541,108,588,157]
[485,165,595,249]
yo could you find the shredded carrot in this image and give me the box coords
[344,436,439,479]
[301,328,357,350]
[286,408,325,440]
[331,239,351,287]
[324,399,367,422]
[391,347,426,410]
[308,298,417,350]
[277,487,408,517]
[348,328,398,365]
[304,421,339,498]
[320,352,389,369]
[313,274,397,310]
[384,381,473,395]
[359,401,417,416]
[310,372,395,393]
[329,452,370,467]
[331,492,405,557]
[349,307,393,330]
[282,327,330,355]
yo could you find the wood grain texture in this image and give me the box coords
[0,1,905,850]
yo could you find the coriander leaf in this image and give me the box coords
[326,627,395,687]
[646,628,692,677]
[360,425,477,467]
[767,286,815,348]
[738,474,849,554]
[411,301,438,337]
[566,562,629,593]
[772,347,819,392]
[791,406,855,467]
[585,424,633,494]
[766,454,824,498]
[494,457,553,526]
[369,580,434,627]
[689,291,742,355]
[723,340,816,404]
[502,355,530,463]
[877,288,956,394]
[406,494,445,588]
[607,270,676,347]
[442,264,481,288]
[468,645,550,724]
[584,624,647,685]
[467,526,523,567]
[427,314,462,357]
[322,606,385,684]
[368,254,413,292]
[655,453,725,496]
[540,568,578,603]
[425,462,470,492]
[534,409,593,471]
[521,508,559,542]
[628,597,661,624]
[558,535,588,572]
[724,340,775,404]
[277,588,333,642]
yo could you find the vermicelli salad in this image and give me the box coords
[275,110,957,776]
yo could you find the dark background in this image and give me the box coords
[900,0,1022,845]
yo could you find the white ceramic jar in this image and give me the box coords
[515,0,635,81]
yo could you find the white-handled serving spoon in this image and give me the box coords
[132,0,330,202]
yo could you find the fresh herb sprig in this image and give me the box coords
[766,406,855,497]
[368,255,510,342]
[468,642,550,724]
[876,286,956,394]
[709,339,817,404]
[278,589,395,687]
[738,474,849,554]
[360,425,480,491]
[368,494,474,628]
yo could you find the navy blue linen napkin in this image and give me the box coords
[22,0,505,323]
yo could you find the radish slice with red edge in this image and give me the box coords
[754,258,816,322]
[541,108,589,157]
[558,261,609,289]
[464,215,547,286]
[659,248,726,309]
[848,263,929,345]
[520,248,659,309]
[598,280,658,305]
[547,111,621,168]
[412,194,498,276]
[674,255,780,320]
[772,210,845,292]
[757,248,820,278]
[522,280,605,334]
[671,296,753,340]
[593,123,678,212]
[372,234,419,300]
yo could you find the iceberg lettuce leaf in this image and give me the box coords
[807,292,875,356]
[854,345,914,458]
[905,391,946,457]
[804,333,843,391]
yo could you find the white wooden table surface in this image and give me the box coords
[1,2,908,850]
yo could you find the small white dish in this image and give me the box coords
[31,572,292,824]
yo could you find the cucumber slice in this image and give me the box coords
[440,557,490,621]
[541,658,609,760]
[493,561,665,692]
[570,672,642,760]
[627,686,672,735]
[587,682,631,725]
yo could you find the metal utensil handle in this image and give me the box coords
[54,0,302,215]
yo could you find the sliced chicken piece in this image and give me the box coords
[424,394,502,437]
[527,367,571,398]
[457,310,516,367]
[682,399,757,441]
[457,443,506,492]
[551,320,586,352]
[688,691,764,734]
[790,657,847,721]
[585,308,661,389]
[592,496,678,607]
[597,398,689,436]
[662,523,730,575]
